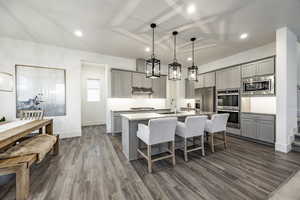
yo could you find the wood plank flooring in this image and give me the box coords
[1,125,300,200]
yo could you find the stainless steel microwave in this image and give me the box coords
[242,75,275,96]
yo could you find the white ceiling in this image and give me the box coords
[0,0,300,65]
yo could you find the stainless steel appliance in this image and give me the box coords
[217,89,239,111]
[195,87,215,112]
[242,75,275,96]
[217,110,240,129]
[217,89,240,129]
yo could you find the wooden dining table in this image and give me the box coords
[0,119,53,150]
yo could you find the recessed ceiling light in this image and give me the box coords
[240,33,248,40]
[187,4,196,14]
[145,47,150,52]
[187,57,192,61]
[74,30,83,37]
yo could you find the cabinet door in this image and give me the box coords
[216,70,226,90]
[241,118,258,139]
[195,74,204,89]
[257,120,275,143]
[185,79,195,99]
[152,76,166,98]
[242,63,257,78]
[111,70,132,98]
[204,72,215,87]
[257,59,274,76]
[229,66,241,89]
[113,116,122,133]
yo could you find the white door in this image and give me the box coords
[81,63,106,126]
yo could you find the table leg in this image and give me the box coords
[45,121,53,135]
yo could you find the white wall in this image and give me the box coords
[276,27,298,153]
[0,37,138,138]
[81,63,106,126]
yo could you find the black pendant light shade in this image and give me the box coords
[187,37,198,81]
[168,31,182,81]
[146,23,161,79]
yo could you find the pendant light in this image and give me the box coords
[168,31,182,81]
[187,37,198,81]
[146,23,161,79]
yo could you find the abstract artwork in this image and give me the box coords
[16,65,66,117]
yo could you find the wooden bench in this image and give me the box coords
[0,134,59,200]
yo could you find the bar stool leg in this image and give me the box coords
[172,140,176,166]
[210,133,215,152]
[147,145,152,173]
[201,134,205,156]
[223,131,227,149]
[184,138,188,162]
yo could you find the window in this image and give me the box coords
[87,79,100,102]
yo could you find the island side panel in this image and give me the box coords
[122,117,130,160]
[122,117,147,161]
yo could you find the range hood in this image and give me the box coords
[132,87,153,95]
[132,59,153,95]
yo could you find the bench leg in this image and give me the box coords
[16,164,30,200]
[53,135,60,156]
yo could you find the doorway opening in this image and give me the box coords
[81,62,107,127]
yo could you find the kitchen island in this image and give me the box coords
[121,111,214,161]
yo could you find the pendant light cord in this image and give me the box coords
[192,40,195,66]
[152,26,155,58]
[174,34,176,61]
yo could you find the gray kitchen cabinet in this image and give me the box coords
[241,118,258,139]
[241,113,275,143]
[242,58,275,78]
[242,63,257,78]
[216,66,240,89]
[257,120,275,143]
[132,72,152,88]
[216,70,226,90]
[203,72,216,87]
[111,70,132,98]
[195,74,204,89]
[228,66,241,89]
[152,75,167,98]
[113,116,122,133]
[257,58,275,76]
[185,79,195,99]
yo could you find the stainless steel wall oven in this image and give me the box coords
[217,89,240,129]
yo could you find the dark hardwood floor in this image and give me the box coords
[1,125,300,200]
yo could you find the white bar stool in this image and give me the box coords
[175,116,207,161]
[137,117,177,173]
[205,114,229,152]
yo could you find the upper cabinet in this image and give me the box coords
[152,76,167,98]
[185,79,195,99]
[257,58,275,76]
[216,66,241,90]
[111,69,132,98]
[195,72,215,89]
[242,58,274,78]
[111,69,167,98]
[132,72,152,88]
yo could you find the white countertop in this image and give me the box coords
[121,111,214,121]
[111,108,171,112]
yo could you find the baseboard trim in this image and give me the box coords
[275,142,292,153]
[82,122,106,127]
[58,130,82,139]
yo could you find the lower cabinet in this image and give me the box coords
[241,113,275,143]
